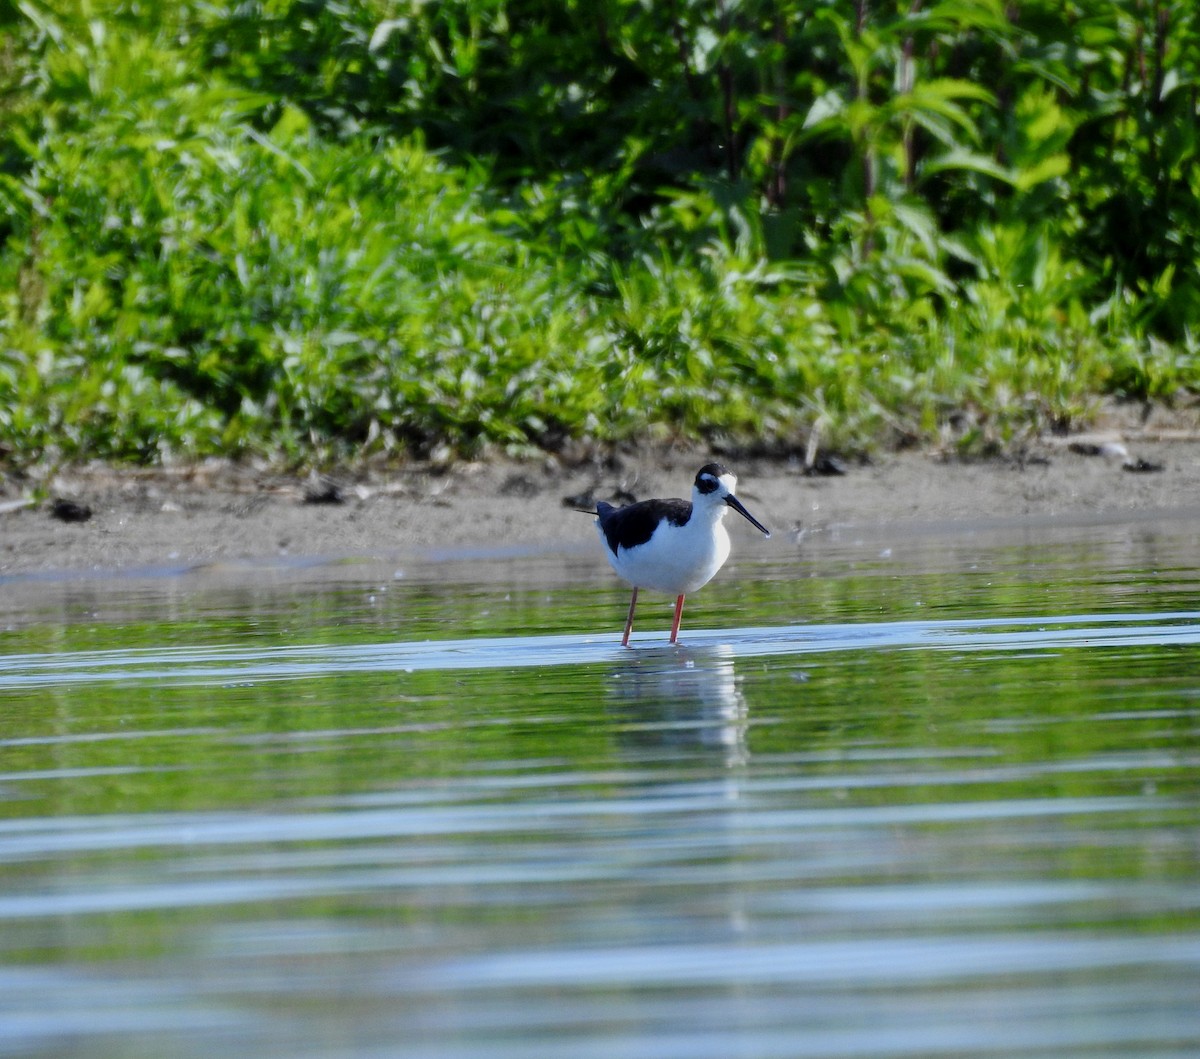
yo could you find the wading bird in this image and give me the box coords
[595,464,770,646]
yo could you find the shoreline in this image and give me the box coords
[3,411,1200,582]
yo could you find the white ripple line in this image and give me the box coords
[0,612,1197,689]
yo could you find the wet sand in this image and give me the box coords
[2,407,1199,580]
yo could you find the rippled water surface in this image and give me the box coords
[1,515,1199,1058]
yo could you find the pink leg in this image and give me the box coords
[621,587,638,647]
[669,594,686,644]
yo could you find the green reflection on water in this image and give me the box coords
[0,539,1197,988]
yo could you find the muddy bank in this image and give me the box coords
[2,409,1199,579]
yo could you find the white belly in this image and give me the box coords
[600,517,732,596]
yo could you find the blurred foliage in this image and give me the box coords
[0,0,1198,465]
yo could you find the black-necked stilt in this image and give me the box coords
[595,464,770,646]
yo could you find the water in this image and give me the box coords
[1,516,1199,1058]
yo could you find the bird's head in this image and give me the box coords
[693,463,770,536]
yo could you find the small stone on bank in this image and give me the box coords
[50,498,92,523]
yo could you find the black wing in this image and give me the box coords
[595,498,691,556]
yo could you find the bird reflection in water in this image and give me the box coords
[605,644,749,766]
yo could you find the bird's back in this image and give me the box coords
[595,498,691,557]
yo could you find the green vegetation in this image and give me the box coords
[2,0,1198,465]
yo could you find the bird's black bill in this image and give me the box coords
[725,494,770,537]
